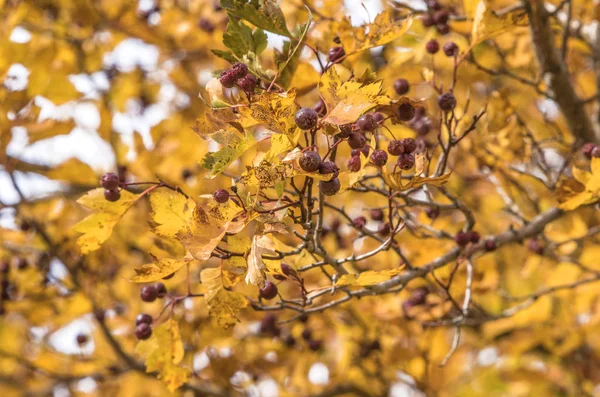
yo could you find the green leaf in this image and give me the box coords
[200,130,257,178]
[222,18,268,58]
[221,0,291,37]
[274,13,311,89]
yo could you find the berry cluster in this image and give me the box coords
[135,313,153,340]
[140,282,168,303]
[387,138,417,171]
[454,230,480,247]
[402,287,429,318]
[421,0,452,35]
[219,62,257,94]
[101,172,121,202]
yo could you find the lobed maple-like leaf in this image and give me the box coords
[201,267,249,329]
[558,158,600,210]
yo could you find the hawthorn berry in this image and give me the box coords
[454,231,470,247]
[338,124,353,138]
[370,209,384,221]
[393,78,410,95]
[17,258,28,270]
[308,339,322,351]
[414,118,432,135]
[198,18,215,33]
[398,103,416,121]
[347,155,361,172]
[154,282,167,298]
[433,10,449,24]
[388,140,405,156]
[281,263,295,276]
[328,46,345,63]
[592,146,600,158]
[582,143,596,158]
[313,99,326,116]
[318,161,338,175]
[348,132,367,149]
[378,222,391,236]
[295,107,319,130]
[213,189,229,203]
[319,178,341,196]
[422,13,434,27]
[437,23,450,35]
[231,62,248,79]
[357,113,378,132]
[219,69,238,88]
[443,42,459,57]
[438,92,457,111]
[101,172,120,190]
[76,333,88,345]
[527,238,544,255]
[353,216,367,229]
[94,309,105,322]
[259,313,278,334]
[370,149,388,166]
[104,189,121,202]
[484,239,497,252]
[427,0,441,10]
[283,335,296,347]
[259,281,278,300]
[426,39,440,54]
[237,74,257,93]
[140,285,158,302]
[299,151,322,173]
[372,112,385,123]
[411,287,429,305]
[469,231,481,244]
[136,313,153,326]
[301,329,312,341]
[425,206,440,219]
[135,322,152,340]
[397,153,415,170]
[0,262,9,274]
[351,147,370,157]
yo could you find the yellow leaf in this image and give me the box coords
[246,234,276,286]
[335,267,404,287]
[43,158,98,186]
[73,188,138,254]
[201,267,249,329]
[131,258,192,283]
[238,89,299,136]
[471,1,528,46]
[382,168,452,192]
[177,206,237,261]
[558,157,600,210]
[318,66,391,126]
[150,189,195,237]
[337,11,413,56]
[200,129,257,179]
[135,318,190,392]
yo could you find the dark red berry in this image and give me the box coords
[484,239,497,252]
[348,132,367,149]
[94,309,105,322]
[370,209,384,221]
[351,146,370,157]
[582,143,596,158]
[319,178,341,196]
[393,78,410,95]
[388,140,404,156]
[259,281,278,300]
[219,69,238,88]
[443,42,459,57]
[426,39,439,54]
[410,287,429,305]
[281,263,295,276]
[76,333,88,345]
[17,258,28,270]
[338,124,353,138]
[378,222,391,236]
[372,112,385,123]
[20,220,31,231]
[370,149,388,166]
[397,103,415,121]
[213,189,229,203]
[592,146,600,158]
[231,62,248,79]
[284,335,296,347]
[259,313,278,334]
[101,173,120,190]
[397,153,415,170]
[299,151,322,173]
[140,285,158,302]
[469,231,480,244]
[353,216,367,229]
[181,168,193,179]
[347,155,361,172]
[438,92,456,111]
[237,74,257,93]
[427,0,441,10]
[318,161,338,175]
[313,99,326,116]
[301,328,312,341]
[328,46,345,63]
[154,282,167,298]
[295,108,319,130]
[135,323,152,340]
[104,189,120,202]
[308,339,322,351]
[437,23,450,35]
[425,207,440,219]
[401,138,417,154]
[136,313,153,326]
[455,231,470,247]
[527,238,544,255]
[422,13,434,27]
[357,114,378,132]
[0,262,9,274]
[433,10,449,24]
[198,18,215,33]
[414,118,432,135]
[273,274,287,281]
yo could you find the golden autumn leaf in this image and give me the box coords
[135,318,190,392]
[245,234,276,286]
[558,157,600,210]
[200,128,257,178]
[334,268,404,287]
[381,167,452,192]
[131,258,192,283]
[238,89,299,136]
[73,188,138,254]
[470,1,528,46]
[201,267,249,329]
[149,189,195,237]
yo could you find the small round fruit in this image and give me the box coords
[411,287,429,305]
[338,124,353,138]
[348,132,367,149]
[437,23,450,35]
[425,207,440,219]
[443,42,459,57]
[328,46,345,63]
[347,155,361,172]
[318,161,338,175]
[0,262,9,274]
[308,339,322,351]
[433,9,449,24]
[237,74,257,92]
[140,285,158,302]
[136,313,153,326]
[582,143,596,158]
[397,153,415,170]
[76,333,88,345]
[154,282,167,298]
[213,189,229,203]
[527,238,544,255]
[378,222,391,236]
[17,258,28,270]
[370,209,384,221]
[259,281,278,300]
[101,172,120,190]
[592,146,600,158]
[401,138,417,154]
[284,335,296,347]
[484,239,497,252]
[219,69,238,88]
[370,149,388,166]
[388,140,404,156]
[469,231,480,244]
[281,263,295,276]
[319,178,341,196]
[438,92,457,111]
[295,108,319,130]
[422,13,434,27]
[351,147,370,157]
[135,323,152,340]
[313,99,326,116]
[353,216,367,229]
[397,103,415,121]
[426,39,440,54]
[393,78,410,95]
[198,18,215,33]
[356,114,378,132]
[454,231,470,247]
[104,189,121,202]
[372,112,385,123]
[427,0,441,10]
[231,62,248,79]
[299,151,322,173]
